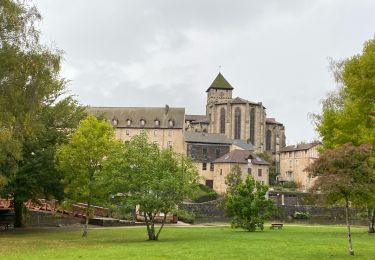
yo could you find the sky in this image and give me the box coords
[34,0,375,144]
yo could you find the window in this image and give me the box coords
[215,148,221,158]
[153,130,157,136]
[248,168,252,174]
[202,163,207,170]
[210,163,214,171]
[205,180,213,189]
[202,148,207,157]
[140,119,145,127]
[220,169,223,175]
[220,108,225,134]
[258,169,262,177]
[234,107,241,139]
[266,130,272,151]
[127,119,132,126]
[250,108,255,144]
[125,129,130,136]
[112,118,118,126]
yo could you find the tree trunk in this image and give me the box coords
[82,201,90,237]
[14,199,24,228]
[369,207,375,234]
[144,213,154,240]
[345,200,354,256]
[155,214,168,240]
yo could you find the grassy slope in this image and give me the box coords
[0,225,374,259]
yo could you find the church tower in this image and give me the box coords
[206,72,233,105]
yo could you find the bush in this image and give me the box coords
[293,211,311,219]
[177,210,195,224]
[192,184,218,203]
[282,181,297,189]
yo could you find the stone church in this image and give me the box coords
[89,73,286,193]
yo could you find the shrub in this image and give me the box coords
[177,210,195,224]
[192,184,218,203]
[293,211,311,219]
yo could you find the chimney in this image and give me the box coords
[165,104,169,114]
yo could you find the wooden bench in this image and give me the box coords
[270,223,283,230]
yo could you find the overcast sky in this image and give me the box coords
[34,0,375,144]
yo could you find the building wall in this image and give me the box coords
[213,163,269,194]
[114,128,185,154]
[279,145,320,190]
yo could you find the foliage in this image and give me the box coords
[281,181,297,189]
[0,0,85,227]
[224,176,274,232]
[57,115,120,236]
[177,210,196,224]
[293,211,311,220]
[306,143,374,255]
[103,133,199,240]
[257,152,277,185]
[225,164,243,193]
[192,184,218,203]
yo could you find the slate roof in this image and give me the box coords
[280,142,321,152]
[213,149,269,165]
[232,139,254,151]
[229,97,258,105]
[184,132,232,144]
[185,114,210,124]
[266,118,283,125]
[87,106,185,129]
[206,72,234,92]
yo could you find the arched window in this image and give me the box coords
[266,129,272,151]
[234,107,241,139]
[250,108,255,144]
[220,108,225,134]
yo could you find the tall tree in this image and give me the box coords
[224,176,274,232]
[57,115,120,237]
[103,134,199,241]
[307,143,374,256]
[314,37,375,232]
[0,0,85,227]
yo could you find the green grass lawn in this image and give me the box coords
[0,224,374,259]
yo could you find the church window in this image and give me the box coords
[250,108,255,144]
[234,107,241,139]
[220,108,225,134]
[266,130,272,151]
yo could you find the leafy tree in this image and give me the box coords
[224,176,274,232]
[57,116,120,237]
[306,143,374,256]
[0,0,85,227]
[313,37,375,233]
[225,164,243,193]
[103,134,199,240]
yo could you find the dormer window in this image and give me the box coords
[112,118,118,126]
[140,119,146,127]
[168,119,174,127]
[126,119,132,126]
[154,119,160,127]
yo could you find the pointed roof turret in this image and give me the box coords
[206,72,234,92]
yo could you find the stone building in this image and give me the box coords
[88,106,185,154]
[213,150,270,194]
[185,73,286,155]
[279,142,321,190]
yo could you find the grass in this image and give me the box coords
[0,224,374,259]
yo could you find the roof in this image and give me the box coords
[266,118,283,125]
[184,132,232,145]
[206,72,234,92]
[185,114,210,124]
[213,149,269,165]
[232,139,254,151]
[230,97,258,105]
[87,106,185,129]
[280,142,321,152]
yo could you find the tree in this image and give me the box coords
[224,176,274,232]
[225,164,243,193]
[0,0,85,227]
[57,115,120,237]
[103,134,199,240]
[306,143,374,256]
[257,152,277,185]
[314,37,375,233]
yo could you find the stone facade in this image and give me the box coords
[279,142,320,190]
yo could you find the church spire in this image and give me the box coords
[206,72,234,92]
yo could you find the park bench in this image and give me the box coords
[270,223,283,230]
[0,211,15,230]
